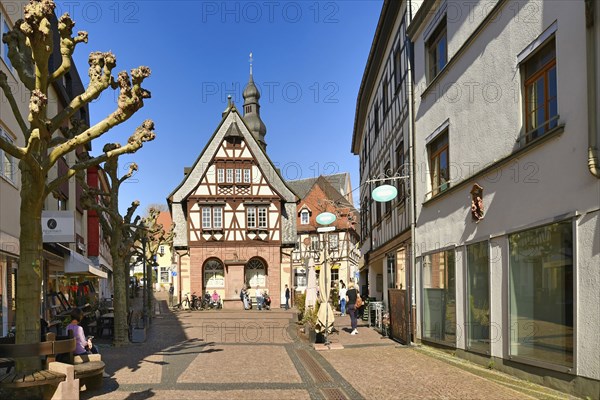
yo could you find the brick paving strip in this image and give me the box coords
[81,293,574,400]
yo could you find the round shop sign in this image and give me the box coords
[316,212,336,225]
[372,184,398,202]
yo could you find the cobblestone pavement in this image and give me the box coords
[81,292,571,400]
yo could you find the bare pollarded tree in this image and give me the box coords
[135,208,175,320]
[0,0,154,371]
[79,159,144,347]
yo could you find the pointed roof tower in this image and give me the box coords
[243,52,267,150]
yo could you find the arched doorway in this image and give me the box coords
[245,258,267,288]
[203,258,224,292]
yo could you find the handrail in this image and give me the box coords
[516,114,560,145]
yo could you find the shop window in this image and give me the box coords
[466,241,490,354]
[422,249,456,346]
[509,220,573,367]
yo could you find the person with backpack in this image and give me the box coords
[346,282,360,335]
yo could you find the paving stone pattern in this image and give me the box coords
[82,292,546,400]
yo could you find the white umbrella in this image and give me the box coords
[305,257,318,308]
[316,259,334,334]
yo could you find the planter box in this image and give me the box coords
[131,327,146,343]
[306,326,325,344]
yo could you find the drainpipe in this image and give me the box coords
[586,0,600,178]
[407,18,417,345]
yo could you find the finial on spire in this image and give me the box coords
[249,52,253,76]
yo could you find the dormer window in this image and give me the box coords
[301,210,309,225]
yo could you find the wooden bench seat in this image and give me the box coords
[0,334,74,398]
[0,369,66,388]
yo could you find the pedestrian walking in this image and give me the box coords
[339,281,347,316]
[284,284,290,310]
[168,283,174,307]
[346,282,359,335]
[255,286,263,310]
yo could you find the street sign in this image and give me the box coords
[317,226,336,233]
[171,271,177,277]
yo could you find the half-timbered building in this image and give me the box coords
[168,70,297,309]
[286,175,360,294]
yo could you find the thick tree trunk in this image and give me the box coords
[145,259,152,323]
[15,163,45,372]
[111,230,129,346]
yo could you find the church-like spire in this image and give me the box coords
[243,52,267,150]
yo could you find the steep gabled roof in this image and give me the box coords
[286,173,350,200]
[167,106,298,247]
[167,107,296,204]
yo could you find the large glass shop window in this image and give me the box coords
[509,220,573,367]
[466,241,490,354]
[422,250,456,346]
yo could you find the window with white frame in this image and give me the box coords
[204,259,225,287]
[243,168,251,183]
[213,207,223,229]
[247,207,256,228]
[328,233,338,250]
[226,168,233,183]
[300,209,309,225]
[217,168,224,183]
[1,14,13,70]
[258,207,268,229]
[311,235,320,251]
[201,206,223,230]
[235,168,242,183]
[0,129,16,183]
[202,207,212,229]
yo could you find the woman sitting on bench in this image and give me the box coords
[67,308,98,355]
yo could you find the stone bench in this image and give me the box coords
[0,334,80,399]
[52,333,105,391]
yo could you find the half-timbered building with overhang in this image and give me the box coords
[167,70,298,309]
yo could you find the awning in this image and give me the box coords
[64,251,108,279]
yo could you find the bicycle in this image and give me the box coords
[173,293,191,310]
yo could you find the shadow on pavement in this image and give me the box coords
[80,291,188,399]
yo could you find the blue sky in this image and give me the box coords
[57,0,382,213]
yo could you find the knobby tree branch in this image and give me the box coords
[45,120,155,195]
[49,13,88,82]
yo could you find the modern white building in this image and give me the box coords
[408,0,599,397]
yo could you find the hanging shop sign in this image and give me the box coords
[42,211,75,243]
